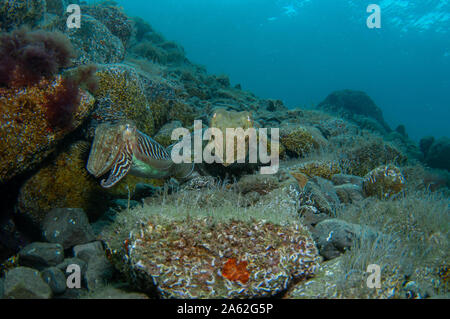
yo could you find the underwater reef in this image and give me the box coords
[0,1,449,299]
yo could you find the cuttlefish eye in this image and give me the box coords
[247,115,251,122]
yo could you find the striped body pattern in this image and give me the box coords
[87,122,193,188]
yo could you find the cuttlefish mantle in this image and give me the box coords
[87,122,194,188]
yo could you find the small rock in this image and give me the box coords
[73,242,113,291]
[237,174,279,195]
[298,205,328,228]
[18,242,64,271]
[73,241,104,261]
[42,208,95,249]
[331,174,363,186]
[300,178,339,216]
[312,219,377,260]
[84,253,114,291]
[335,184,364,204]
[41,267,67,295]
[3,267,52,299]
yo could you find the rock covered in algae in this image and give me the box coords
[362,165,406,199]
[291,160,342,180]
[101,208,319,298]
[0,76,95,184]
[93,63,160,135]
[16,141,108,230]
[63,14,125,65]
[279,124,327,158]
[0,0,45,31]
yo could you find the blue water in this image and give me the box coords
[115,0,449,141]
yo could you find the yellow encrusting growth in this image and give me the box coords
[0,76,94,184]
[280,127,315,157]
[291,160,342,180]
[95,66,156,135]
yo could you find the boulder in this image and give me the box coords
[334,184,364,204]
[41,267,67,295]
[425,137,450,171]
[317,90,391,133]
[42,208,96,249]
[0,0,45,31]
[63,14,125,65]
[312,219,377,260]
[331,174,364,187]
[73,241,104,260]
[73,241,113,291]
[3,267,52,299]
[18,242,64,271]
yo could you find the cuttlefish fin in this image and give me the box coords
[100,141,133,188]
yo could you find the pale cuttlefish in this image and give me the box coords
[86,121,195,188]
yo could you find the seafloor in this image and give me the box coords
[0,1,449,299]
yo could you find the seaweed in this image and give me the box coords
[0,28,74,87]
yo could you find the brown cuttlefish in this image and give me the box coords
[87,121,194,188]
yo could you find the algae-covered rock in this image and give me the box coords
[0,76,95,184]
[425,137,450,172]
[318,90,391,133]
[101,202,319,299]
[81,4,133,47]
[93,64,155,135]
[291,160,341,180]
[299,178,340,216]
[16,141,109,230]
[362,165,406,199]
[342,138,407,176]
[279,124,326,158]
[0,0,45,31]
[64,14,125,65]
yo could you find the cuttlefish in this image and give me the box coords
[87,121,194,188]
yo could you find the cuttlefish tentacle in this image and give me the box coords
[87,122,194,189]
